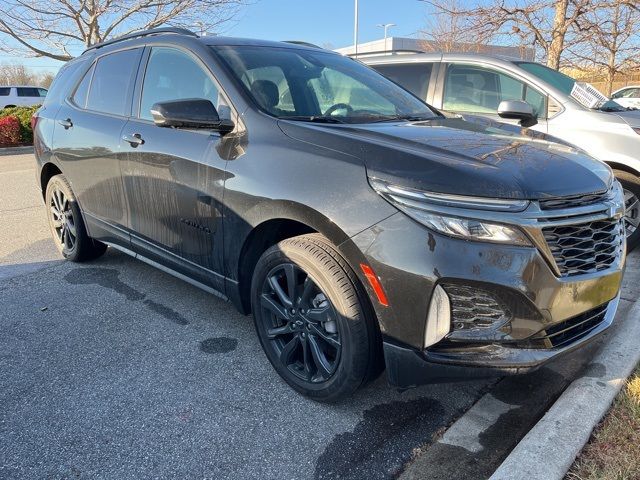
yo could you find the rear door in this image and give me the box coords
[53,47,143,244]
[120,45,233,291]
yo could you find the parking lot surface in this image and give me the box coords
[1,153,637,479]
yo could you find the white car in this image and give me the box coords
[0,85,48,109]
[611,86,640,109]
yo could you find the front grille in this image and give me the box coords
[539,191,606,210]
[443,284,510,332]
[541,303,609,348]
[543,218,624,277]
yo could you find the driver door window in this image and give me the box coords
[443,64,547,117]
[139,47,230,120]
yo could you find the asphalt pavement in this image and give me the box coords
[1,153,637,480]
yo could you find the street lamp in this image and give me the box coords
[354,0,359,57]
[376,23,396,53]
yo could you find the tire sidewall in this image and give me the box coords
[614,170,640,251]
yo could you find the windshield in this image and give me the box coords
[213,46,438,123]
[514,61,633,111]
[514,62,576,95]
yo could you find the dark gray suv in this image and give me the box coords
[33,29,626,401]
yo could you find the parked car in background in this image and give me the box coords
[360,53,640,250]
[33,29,626,401]
[611,86,640,109]
[0,85,48,108]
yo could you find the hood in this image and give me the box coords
[278,117,612,200]
[611,108,640,127]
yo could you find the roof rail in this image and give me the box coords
[83,27,198,53]
[282,40,323,49]
[346,49,424,57]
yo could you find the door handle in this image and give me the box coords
[123,133,144,147]
[58,118,73,129]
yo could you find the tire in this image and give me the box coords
[45,174,107,262]
[251,233,379,402]
[613,170,640,252]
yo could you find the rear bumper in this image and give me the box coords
[384,295,618,388]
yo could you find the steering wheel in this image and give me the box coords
[324,103,354,117]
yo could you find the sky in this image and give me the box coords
[0,0,429,75]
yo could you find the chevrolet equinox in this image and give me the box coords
[33,29,626,401]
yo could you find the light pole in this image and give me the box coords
[376,23,396,53]
[354,0,359,57]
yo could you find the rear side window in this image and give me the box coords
[17,87,40,97]
[0,87,10,96]
[373,63,432,101]
[87,48,142,116]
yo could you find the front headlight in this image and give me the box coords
[370,178,532,246]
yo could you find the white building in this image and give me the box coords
[335,37,535,61]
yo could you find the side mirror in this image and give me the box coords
[150,99,234,133]
[497,100,538,128]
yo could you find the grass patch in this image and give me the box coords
[566,367,640,480]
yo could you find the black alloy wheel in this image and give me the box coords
[45,174,107,262]
[260,263,342,383]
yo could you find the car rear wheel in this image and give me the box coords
[45,174,107,262]
[613,170,640,252]
[251,233,379,402]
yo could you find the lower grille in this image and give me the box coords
[442,284,510,334]
[541,303,609,348]
[543,218,624,277]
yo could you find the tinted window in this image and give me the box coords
[72,64,94,108]
[443,64,547,117]
[373,63,432,101]
[17,87,40,97]
[140,47,227,121]
[0,87,10,96]
[87,48,141,116]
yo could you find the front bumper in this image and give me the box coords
[347,205,625,388]
[383,295,618,387]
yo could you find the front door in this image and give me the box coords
[121,46,233,292]
[438,63,549,134]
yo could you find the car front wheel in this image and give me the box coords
[613,170,640,252]
[251,233,379,402]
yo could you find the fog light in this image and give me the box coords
[425,285,451,347]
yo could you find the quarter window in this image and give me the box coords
[443,64,547,117]
[86,48,141,116]
[72,64,94,108]
[0,87,10,96]
[140,47,229,121]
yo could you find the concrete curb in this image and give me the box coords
[490,294,640,480]
[0,146,34,156]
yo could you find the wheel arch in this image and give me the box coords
[607,161,640,178]
[40,162,63,199]
[231,203,354,315]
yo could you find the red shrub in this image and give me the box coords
[0,116,21,146]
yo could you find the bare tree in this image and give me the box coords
[567,0,640,95]
[0,0,246,61]
[420,0,496,53]
[421,0,595,69]
[0,63,55,87]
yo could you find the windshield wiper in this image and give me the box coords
[368,114,436,123]
[280,115,346,124]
